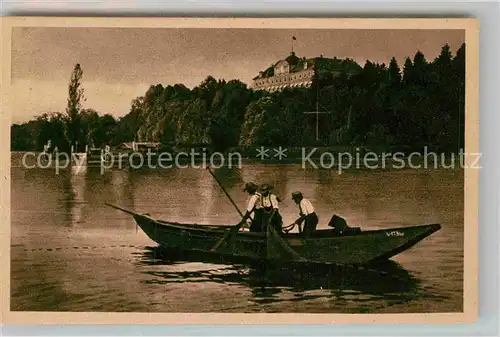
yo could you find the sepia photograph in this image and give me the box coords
[1,17,478,325]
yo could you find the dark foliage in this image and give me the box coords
[12,43,465,154]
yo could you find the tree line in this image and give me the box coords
[11,43,465,154]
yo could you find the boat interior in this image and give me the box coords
[156,218,363,238]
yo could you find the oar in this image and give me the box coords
[205,165,246,251]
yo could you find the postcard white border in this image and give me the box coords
[0,16,479,326]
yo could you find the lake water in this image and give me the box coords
[10,152,464,313]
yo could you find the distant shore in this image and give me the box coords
[10,148,468,172]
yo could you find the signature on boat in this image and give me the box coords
[385,230,405,237]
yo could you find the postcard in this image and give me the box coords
[0,17,479,325]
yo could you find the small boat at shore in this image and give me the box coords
[105,203,440,266]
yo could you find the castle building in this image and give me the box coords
[251,52,348,92]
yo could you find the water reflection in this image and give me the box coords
[135,246,444,310]
[194,166,244,223]
[212,166,244,190]
[60,168,88,227]
[108,169,136,210]
[57,166,138,230]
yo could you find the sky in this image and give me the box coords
[10,27,464,123]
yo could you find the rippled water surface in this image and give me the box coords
[10,153,464,313]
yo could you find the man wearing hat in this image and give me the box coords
[242,182,263,232]
[259,184,283,233]
[291,191,318,236]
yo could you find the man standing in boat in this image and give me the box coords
[241,182,263,232]
[291,191,318,236]
[259,184,283,234]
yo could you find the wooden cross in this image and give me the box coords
[303,98,330,141]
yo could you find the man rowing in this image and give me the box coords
[241,182,263,232]
[259,184,283,234]
[291,191,318,237]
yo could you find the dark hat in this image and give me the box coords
[258,183,272,193]
[291,191,303,199]
[243,182,258,192]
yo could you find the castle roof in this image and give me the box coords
[252,53,362,80]
[285,52,300,66]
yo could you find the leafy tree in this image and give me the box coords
[12,43,466,154]
[64,63,86,152]
[208,80,251,151]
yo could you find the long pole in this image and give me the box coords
[205,166,243,218]
[205,165,248,251]
[458,89,462,153]
[316,89,319,141]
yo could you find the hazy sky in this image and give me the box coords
[11,27,464,123]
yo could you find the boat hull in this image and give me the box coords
[128,210,441,265]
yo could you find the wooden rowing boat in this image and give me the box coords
[105,203,441,266]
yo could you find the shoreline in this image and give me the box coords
[10,146,467,158]
[10,150,469,172]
